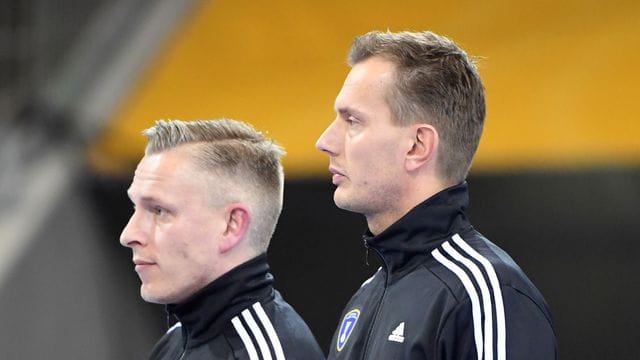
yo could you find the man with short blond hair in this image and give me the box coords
[121,119,324,360]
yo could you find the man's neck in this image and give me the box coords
[365,177,451,236]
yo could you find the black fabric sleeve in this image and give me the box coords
[502,285,557,359]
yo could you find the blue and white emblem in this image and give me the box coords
[336,308,360,352]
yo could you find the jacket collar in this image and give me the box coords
[166,254,274,348]
[365,182,472,275]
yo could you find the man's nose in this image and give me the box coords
[316,119,340,156]
[120,211,144,248]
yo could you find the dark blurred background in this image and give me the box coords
[1,1,639,359]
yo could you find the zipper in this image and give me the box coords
[165,310,186,359]
[363,235,370,266]
[360,241,390,360]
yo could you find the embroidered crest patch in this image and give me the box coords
[336,309,360,352]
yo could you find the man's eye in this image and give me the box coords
[153,207,166,216]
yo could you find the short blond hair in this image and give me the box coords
[143,119,285,253]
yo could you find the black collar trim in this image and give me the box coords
[365,182,472,274]
[166,254,274,348]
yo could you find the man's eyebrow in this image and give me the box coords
[126,191,159,205]
[138,196,161,204]
[336,106,365,119]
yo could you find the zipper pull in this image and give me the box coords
[165,308,172,329]
[363,236,370,266]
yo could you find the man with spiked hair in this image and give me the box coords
[121,119,324,359]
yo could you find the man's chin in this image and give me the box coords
[140,286,170,305]
[333,192,360,214]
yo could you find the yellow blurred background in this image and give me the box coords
[2,2,638,359]
[91,0,640,177]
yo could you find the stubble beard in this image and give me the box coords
[333,179,404,231]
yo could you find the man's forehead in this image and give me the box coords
[134,152,166,176]
[335,63,395,114]
[134,145,197,174]
[342,60,393,91]
[128,150,190,194]
[347,57,395,83]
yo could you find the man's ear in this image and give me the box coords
[219,204,251,253]
[405,124,438,172]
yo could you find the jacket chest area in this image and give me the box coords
[332,272,445,359]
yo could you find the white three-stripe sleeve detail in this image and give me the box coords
[253,302,285,360]
[231,316,260,360]
[242,309,273,360]
[432,248,484,360]
[452,233,506,360]
[443,241,494,360]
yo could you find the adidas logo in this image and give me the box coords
[387,322,405,343]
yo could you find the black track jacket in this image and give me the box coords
[328,183,557,359]
[148,254,324,360]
